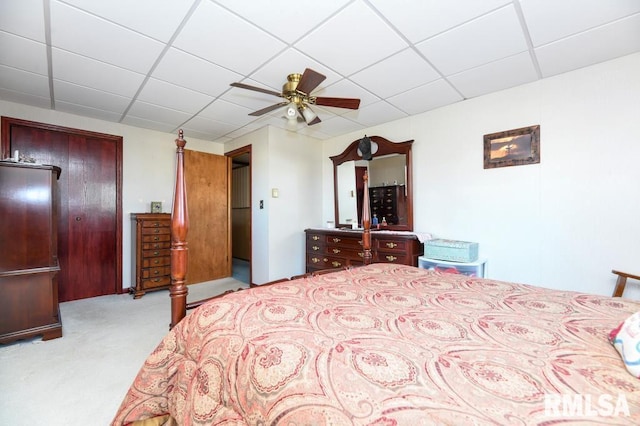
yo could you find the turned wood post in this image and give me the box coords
[362,171,372,264]
[170,130,189,328]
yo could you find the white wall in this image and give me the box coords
[223,126,322,284]
[0,100,223,291]
[322,52,640,298]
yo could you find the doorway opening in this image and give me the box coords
[226,145,251,285]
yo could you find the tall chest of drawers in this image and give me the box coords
[305,229,423,273]
[130,213,171,298]
[369,185,407,225]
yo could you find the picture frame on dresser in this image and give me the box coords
[483,125,540,169]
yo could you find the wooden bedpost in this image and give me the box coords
[362,171,372,264]
[170,130,189,329]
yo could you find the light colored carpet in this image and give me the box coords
[0,277,248,425]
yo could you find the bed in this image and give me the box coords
[112,132,640,425]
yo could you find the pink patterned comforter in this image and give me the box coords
[113,264,640,425]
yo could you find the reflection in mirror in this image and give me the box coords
[331,136,414,231]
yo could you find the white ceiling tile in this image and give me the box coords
[416,5,528,76]
[350,48,440,98]
[0,32,48,75]
[215,0,351,43]
[60,0,196,42]
[0,0,46,42]
[536,14,640,78]
[0,65,50,98]
[137,78,214,114]
[387,79,463,115]
[0,87,50,109]
[368,0,511,43]
[50,1,165,74]
[181,115,238,140]
[126,101,193,128]
[121,114,177,133]
[295,1,408,75]
[448,52,538,99]
[343,100,408,127]
[173,0,286,75]
[520,0,640,47]
[54,100,124,122]
[199,99,256,125]
[249,49,343,90]
[52,48,145,97]
[307,115,366,137]
[152,48,242,97]
[53,80,130,114]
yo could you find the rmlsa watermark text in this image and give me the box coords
[545,393,630,417]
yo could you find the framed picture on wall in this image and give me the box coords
[483,125,540,169]
[150,201,162,213]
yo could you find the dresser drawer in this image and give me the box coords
[374,252,413,264]
[307,254,348,269]
[374,238,410,252]
[142,276,171,289]
[142,248,170,258]
[142,233,171,243]
[142,241,171,250]
[141,219,169,228]
[142,266,171,279]
[323,234,363,249]
[142,226,171,236]
[142,256,170,268]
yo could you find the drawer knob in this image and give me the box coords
[312,236,320,241]
[153,251,159,256]
[386,255,398,262]
[312,245,320,251]
[153,236,159,241]
[154,229,160,233]
[311,257,320,263]
[332,248,341,254]
[358,252,363,258]
[331,261,342,267]
[153,259,160,264]
[385,242,398,248]
[332,237,341,243]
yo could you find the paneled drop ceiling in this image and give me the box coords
[1,0,639,143]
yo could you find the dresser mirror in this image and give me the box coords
[330,136,414,231]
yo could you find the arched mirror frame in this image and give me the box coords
[330,136,414,231]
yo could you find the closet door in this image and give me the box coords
[184,149,230,283]
[1,117,122,301]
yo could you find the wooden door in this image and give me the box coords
[184,149,230,284]
[1,117,122,301]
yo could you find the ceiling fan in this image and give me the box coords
[230,68,361,126]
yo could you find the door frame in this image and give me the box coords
[225,145,252,286]
[1,116,123,295]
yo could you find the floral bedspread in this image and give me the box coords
[113,264,640,425]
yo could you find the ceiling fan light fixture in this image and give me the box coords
[286,102,298,120]
[300,105,317,123]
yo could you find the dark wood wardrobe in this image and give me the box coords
[1,117,122,302]
[0,162,63,343]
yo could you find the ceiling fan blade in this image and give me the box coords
[307,116,321,125]
[248,102,288,116]
[313,97,361,109]
[296,68,326,95]
[230,82,282,98]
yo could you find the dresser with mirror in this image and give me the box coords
[305,136,424,273]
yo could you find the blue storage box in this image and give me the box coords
[424,239,479,262]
